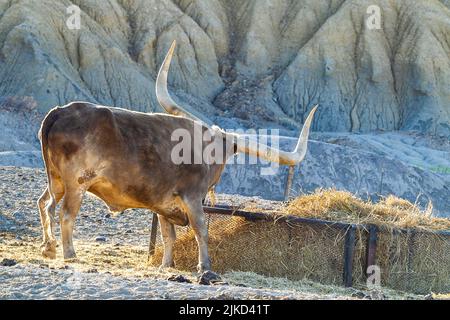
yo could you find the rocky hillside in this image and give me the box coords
[0,0,449,135]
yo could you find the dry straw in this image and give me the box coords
[283,189,450,231]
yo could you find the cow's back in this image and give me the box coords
[41,101,220,212]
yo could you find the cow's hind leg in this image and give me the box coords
[158,215,176,269]
[59,185,84,260]
[38,188,50,244]
[38,179,64,259]
[182,197,211,272]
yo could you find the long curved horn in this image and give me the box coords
[156,40,211,125]
[234,106,318,165]
[156,40,317,165]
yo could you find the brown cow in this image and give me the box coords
[37,41,317,272]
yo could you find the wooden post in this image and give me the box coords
[148,213,159,260]
[343,225,356,287]
[365,225,378,277]
[284,165,296,200]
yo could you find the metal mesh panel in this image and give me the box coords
[372,229,450,294]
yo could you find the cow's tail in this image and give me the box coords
[38,107,61,197]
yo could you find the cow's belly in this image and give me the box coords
[87,181,148,212]
[87,180,189,226]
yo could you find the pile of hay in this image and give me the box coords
[283,189,450,231]
[150,189,450,293]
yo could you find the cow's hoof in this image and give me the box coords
[41,247,56,259]
[197,270,221,285]
[41,241,57,259]
[63,251,77,261]
[64,253,77,262]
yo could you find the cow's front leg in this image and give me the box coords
[183,198,211,272]
[59,187,84,260]
[158,215,176,269]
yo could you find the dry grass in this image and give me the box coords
[225,271,421,300]
[430,293,450,300]
[0,235,156,277]
[249,189,450,232]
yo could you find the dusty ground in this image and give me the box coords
[0,166,424,300]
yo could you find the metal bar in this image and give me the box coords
[203,205,357,230]
[434,230,450,237]
[284,166,296,200]
[203,206,271,222]
[389,226,450,237]
[148,213,159,259]
[365,224,378,277]
[343,225,357,287]
[436,230,450,237]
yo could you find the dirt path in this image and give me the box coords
[1,263,359,300]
